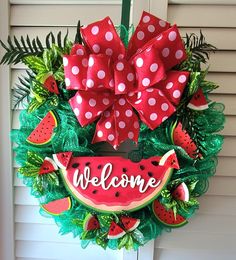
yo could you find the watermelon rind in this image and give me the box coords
[152,200,188,228]
[45,157,58,171]
[60,166,173,213]
[108,222,126,239]
[83,213,100,231]
[53,152,72,170]
[41,197,71,216]
[187,89,209,111]
[187,103,209,111]
[159,149,179,169]
[26,111,58,146]
[172,182,190,202]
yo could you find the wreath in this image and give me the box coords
[0,11,225,250]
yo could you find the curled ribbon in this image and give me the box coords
[63,11,190,149]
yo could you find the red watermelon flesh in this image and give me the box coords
[171,182,190,202]
[83,213,100,231]
[187,88,208,111]
[43,75,59,94]
[159,150,179,169]
[53,151,72,169]
[172,122,200,159]
[152,200,187,227]
[41,197,71,216]
[26,111,58,146]
[39,157,58,175]
[108,222,126,239]
[60,151,177,213]
[120,216,140,232]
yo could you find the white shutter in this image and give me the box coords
[150,1,236,259]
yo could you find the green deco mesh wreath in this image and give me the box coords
[1,12,225,250]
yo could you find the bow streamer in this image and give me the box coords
[63,12,190,148]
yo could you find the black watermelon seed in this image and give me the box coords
[97,164,102,169]
[72,163,79,168]
[151,161,159,166]
[92,190,97,194]
[139,165,145,170]
[115,192,119,197]
[85,162,90,166]
[122,168,127,173]
[148,172,153,177]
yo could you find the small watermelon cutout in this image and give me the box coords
[53,151,72,170]
[172,182,190,202]
[187,88,208,111]
[27,111,58,146]
[41,197,71,216]
[42,74,59,94]
[120,216,140,232]
[159,149,180,169]
[83,213,100,231]
[152,200,187,228]
[171,122,200,159]
[39,157,58,175]
[108,222,126,239]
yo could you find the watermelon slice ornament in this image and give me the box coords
[172,182,190,202]
[41,197,72,216]
[108,222,126,239]
[53,151,73,169]
[120,216,140,232]
[83,214,100,231]
[39,157,58,175]
[42,73,59,94]
[188,88,209,111]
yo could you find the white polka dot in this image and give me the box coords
[128,132,134,139]
[134,121,139,129]
[150,113,158,121]
[178,74,187,83]
[115,110,120,117]
[85,112,92,119]
[86,79,94,88]
[128,91,135,97]
[119,121,125,128]
[137,31,145,40]
[108,134,115,141]
[137,92,142,99]
[159,90,164,96]
[63,57,68,66]
[156,34,163,41]
[105,31,113,41]
[150,63,158,72]
[105,122,111,129]
[88,57,94,67]
[173,90,181,98]
[97,130,103,137]
[118,54,124,60]
[97,70,106,79]
[159,20,166,27]
[98,84,104,88]
[118,83,126,92]
[175,50,183,59]
[168,31,177,41]
[118,98,126,106]
[127,73,134,81]
[136,58,144,67]
[116,62,124,71]
[104,111,110,117]
[146,88,154,93]
[109,79,114,88]
[142,78,150,87]
[148,98,156,106]
[89,98,96,107]
[162,116,168,122]
[65,78,70,87]
[162,48,170,57]
[102,98,110,105]
[143,15,150,23]
[76,49,84,56]
[161,103,169,111]
[125,109,132,117]
[74,108,79,116]
[166,82,173,89]
[82,58,88,67]
[92,44,100,53]
[148,25,155,33]
[72,66,79,75]
[76,96,82,105]
[106,48,113,56]
[91,26,99,35]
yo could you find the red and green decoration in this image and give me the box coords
[1,10,225,250]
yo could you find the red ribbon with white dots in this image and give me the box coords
[63,11,190,149]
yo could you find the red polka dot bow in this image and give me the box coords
[64,11,190,149]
